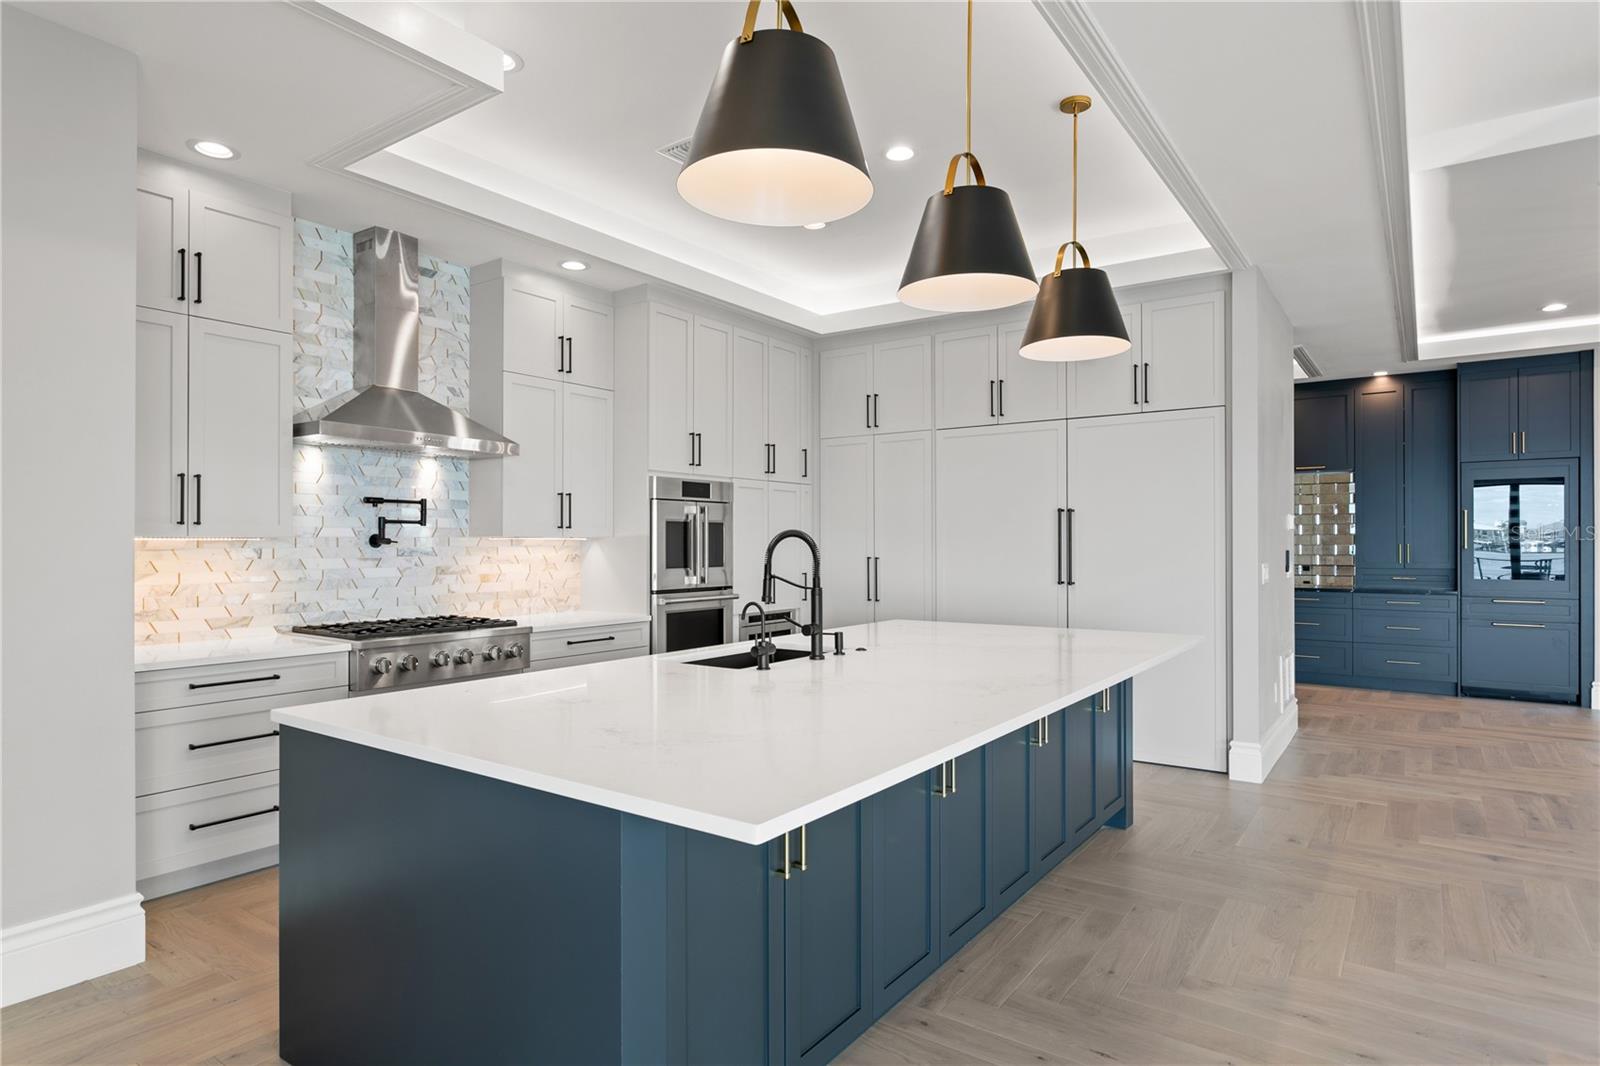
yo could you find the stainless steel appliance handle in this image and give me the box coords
[656,591,740,607]
[684,514,696,579]
[699,505,710,582]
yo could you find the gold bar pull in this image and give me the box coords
[1098,687,1111,713]
[934,761,950,797]
[948,758,956,796]
[794,823,808,872]
[1030,719,1044,746]
[1461,509,1469,550]
[1522,430,1527,453]
[776,832,791,880]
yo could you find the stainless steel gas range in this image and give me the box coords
[291,615,531,693]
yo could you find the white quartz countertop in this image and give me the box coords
[273,620,1199,844]
[134,633,348,672]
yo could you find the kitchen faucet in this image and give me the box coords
[761,529,842,661]
[741,601,777,670]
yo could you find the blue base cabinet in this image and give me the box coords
[280,683,1135,1066]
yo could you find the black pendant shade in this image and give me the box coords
[1019,257,1131,362]
[898,177,1038,312]
[678,16,872,227]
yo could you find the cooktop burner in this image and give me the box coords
[293,615,520,641]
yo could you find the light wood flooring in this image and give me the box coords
[4,685,1596,1065]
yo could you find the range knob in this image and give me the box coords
[484,645,504,661]
[430,650,451,668]
[397,654,420,672]
[370,657,393,676]
[455,648,476,665]
[507,643,525,659]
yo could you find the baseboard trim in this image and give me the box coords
[1228,697,1299,784]
[1,893,145,1007]
[1590,680,1598,711]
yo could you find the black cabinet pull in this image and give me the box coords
[189,729,278,751]
[565,492,573,529]
[193,473,202,525]
[556,492,565,529]
[189,805,278,832]
[193,251,202,304]
[557,334,566,373]
[177,247,187,301]
[998,379,1004,417]
[1132,364,1139,404]
[1056,508,1065,585]
[873,393,880,428]
[866,394,872,428]
[873,556,881,602]
[565,336,574,374]
[567,634,617,646]
[866,556,873,602]
[177,472,186,525]
[1142,361,1149,403]
[802,448,808,477]
[1064,508,1075,586]
[989,380,996,417]
[188,672,280,690]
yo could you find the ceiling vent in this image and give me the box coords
[1293,345,1321,379]
[656,137,693,165]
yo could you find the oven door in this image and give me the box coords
[652,500,732,592]
[652,591,737,653]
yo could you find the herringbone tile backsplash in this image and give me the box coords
[134,222,583,644]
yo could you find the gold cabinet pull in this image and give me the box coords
[1522,430,1527,453]
[794,824,808,872]
[776,831,792,880]
[1492,598,1547,605]
[1490,622,1547,629]
[1406,542,1411,564]
[949,758,956,795]
[1462,508,1468,550]
[1385,659,1422,666]
[935,760,957,798]
[1098,687,1111,713]
[1385,625,1422,631]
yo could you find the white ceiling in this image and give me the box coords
[375,1,1213,328]
[1402,1,1600,364]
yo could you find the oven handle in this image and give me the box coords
[684,512,696,581]
[699,505,710,583]
[656,591,740,606]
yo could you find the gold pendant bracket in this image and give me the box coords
[1052,241,1091,275]
[740,0,801,42]
[942,151,987,195]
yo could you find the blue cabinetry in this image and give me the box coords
[988,724,1032,911]
[937,748,988,959]
[1355,379,1404,573]
[1295,389,1353,471]
[1406,376,1459,574]
[1355,372,1456,586]
[785,805,870,1065]
[871,772,938,1015]
[1459,354,1582,461]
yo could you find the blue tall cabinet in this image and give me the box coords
[1293,351,1593,705]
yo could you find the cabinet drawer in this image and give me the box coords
[1353,610,1456,646]
[1461,597,1578,624]
[1292,589,1353,609]
[1294,606,1352,640]
[135,772,279,881]
[528,645,649,674]
[1361,570,1455,590]
[1294,640,1351,677]
[136,654,348,713]
[524,622,648,665]
[1460,620,1578,695]
[1352,592,1456,613]
[135,686,344,797]
[1354,644,1457,683]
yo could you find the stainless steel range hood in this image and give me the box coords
[293,227,517,459]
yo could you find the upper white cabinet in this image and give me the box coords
[732,479,814,612]
[1068,291,1224,418]
[820,338,932,438]
[733,330,809,482]
[136,163,292,334]
[469,262,616,538]
[643,303,734,478]
[475,265,615,390]
[934,320,1065,429]
[819,431,934,627]
[934,421,1068,627]
[136,307,293,538]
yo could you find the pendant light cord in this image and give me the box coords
[964,0,973,184]
[1072,105,1078,246]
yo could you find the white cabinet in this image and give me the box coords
[820,338,933,438]
[471,374,612,538]
[646,303,733,477]
[135,170,292,333]
[819,431,934,627]
[476,268,614,390]
[1067,408,1226,771]
[136,307,293,538]
[1066,307,1142,418]
[733,330,809,482]
[733,479,815,612]
[935,320,1065,429]
[934,421,1068,627]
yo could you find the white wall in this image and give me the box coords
[1,8,145,1005]
[1227,267,1297,782]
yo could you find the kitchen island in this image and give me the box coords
[272,620,1197,1066]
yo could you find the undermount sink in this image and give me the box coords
[686,647,815,670]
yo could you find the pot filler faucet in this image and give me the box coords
[760,529,843,661]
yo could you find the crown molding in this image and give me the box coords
[1354,0,1419,363]
[1031,0,1250,273]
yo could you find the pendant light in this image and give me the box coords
[1019,96,1131,361]
[678,0,872,227]
[898,0,1037,312]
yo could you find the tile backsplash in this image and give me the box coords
[134,221,583,644]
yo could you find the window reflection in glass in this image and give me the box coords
[1470,477,1566,583]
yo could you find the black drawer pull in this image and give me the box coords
[188,673,281,690]
[189,804,278,832]
[189,729,279,751]
[566,635,617,646]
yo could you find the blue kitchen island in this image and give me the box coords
[272,620,1197,1065]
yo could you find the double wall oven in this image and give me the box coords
[650,476,736,653]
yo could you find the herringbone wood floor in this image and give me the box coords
[3,685,1596,1064]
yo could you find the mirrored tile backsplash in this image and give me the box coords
[1293,470,1356,588]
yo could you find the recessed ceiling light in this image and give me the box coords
[884,145,915,162]
[803,222,827,230]
[560,259,587,271]
[501,51,523,73]
[187,139,237,161]
[1542,302,1568,313]
[1373,370,1389,377]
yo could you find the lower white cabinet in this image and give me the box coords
[1066,408,1227,771]
[820,432,935,627]
[523,620,649,671]
[935,422,1069,627]
[471,374,612,538]
[733,479,814,613]
[137,772,282,886]
[135,307,293,538]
